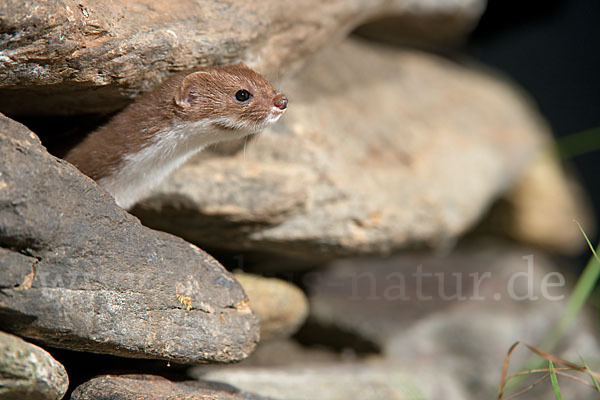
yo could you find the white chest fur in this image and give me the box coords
[99,119,235,209]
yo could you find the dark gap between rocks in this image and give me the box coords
[8,113,115,159]
[46,346,190,399]
[293,319,381,356]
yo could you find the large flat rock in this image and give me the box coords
[132,39,547,259]
[0,114,259,363]
[0,0,484,115]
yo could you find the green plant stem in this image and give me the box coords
[549,361,563,400]
[554,127,600,159]
[503,226,600,395]
[545,240,600,349]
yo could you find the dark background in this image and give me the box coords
[465,0,600,240]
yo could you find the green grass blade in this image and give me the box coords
[582,360,600,392]
[554,127,600,159]
[503,223,600,395]
[545,222,600,348]
[576,221,600,261]
[549,361,563,400]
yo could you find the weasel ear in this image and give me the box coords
[175,71,209,108]
[235,61,250,69]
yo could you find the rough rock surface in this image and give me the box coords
[132,39,547,259]
[0,114,258,363]
[0,331,68,400]
[235,273,309,341]
[0,0,485,116]
[71,374,271,400]
[300,239,600,399]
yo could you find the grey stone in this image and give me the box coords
[70,374,273,400]
[386,308,600,400]
[194,362,459,400]
[0,113,259,363]
[302,239,600,399]
[0,331,68,400]
[0,0,485,116]
[132,39,547,260]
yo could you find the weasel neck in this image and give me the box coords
[99,119,241,209]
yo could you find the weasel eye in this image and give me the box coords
[235,89,252,102]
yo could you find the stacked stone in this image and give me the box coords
[0,0,594,399]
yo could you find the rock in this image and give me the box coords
[0,114,258,363]
[132,39,547,260]
[234,273,309,341]
[71,374,271,400]
[354,3,485,49]
[194,362,464,400]
[299,239,600,399]
[386,308,600,400]
[0,331,68,400]
[485,151,595,254]
[301,239,559,348]
[0,0,485,116]
[196,347,600,400]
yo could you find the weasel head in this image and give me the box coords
[174,63,287,134]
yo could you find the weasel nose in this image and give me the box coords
[274,95,288,110]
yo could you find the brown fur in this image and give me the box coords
[64,63,285,181]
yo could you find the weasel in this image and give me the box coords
[64,63,288,209]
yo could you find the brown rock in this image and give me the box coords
[0,113,258,364]
[0,0,484,116]
[235,273,309,341]
[132,39,548,259]
[70,374,271,400]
